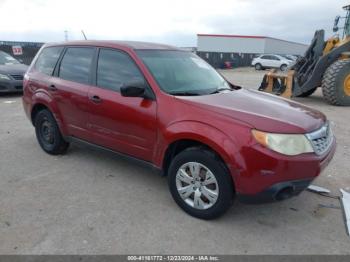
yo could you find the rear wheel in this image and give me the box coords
[322,59,350,106]
[168,148,234,219]
[296,87,317,97]
[255,63,262,70]
[34,109,69,155]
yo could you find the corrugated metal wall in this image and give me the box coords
[198,35,266,53]
[264,38,307,55]
[197,35,308,68]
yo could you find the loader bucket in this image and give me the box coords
[258,69,295,98]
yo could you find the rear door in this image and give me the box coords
[270,55,281,68]
[50,47,96,141]
[87,48,157,161]
[28,46,64,100]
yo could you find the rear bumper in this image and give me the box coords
[237,178,313,204]
[0,79,23,92]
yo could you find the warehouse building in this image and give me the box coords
[196,34,308,68]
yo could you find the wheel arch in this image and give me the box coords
[30,91,68,135]
[31,103,49,125]
[280,63,287,69]
[158,121,241,184]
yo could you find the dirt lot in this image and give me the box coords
[0,67,349,254]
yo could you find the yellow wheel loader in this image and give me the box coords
[259,5,350,106]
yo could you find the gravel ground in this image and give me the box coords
[0,67,349,254]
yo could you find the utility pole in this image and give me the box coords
[64,30,68,41]
[81,30,87,40]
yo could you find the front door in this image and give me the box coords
[87,48,157,162]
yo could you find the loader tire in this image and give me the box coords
[322,59,350,106]
[296,87,317,97]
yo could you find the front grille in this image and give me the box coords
[306,122,334,155]
[15,85,23,89]
[10,74,24,80]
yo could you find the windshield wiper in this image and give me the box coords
[209,88,232,94]
[169,91,200,96]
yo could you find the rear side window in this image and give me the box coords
[59,47,95,84]
[35,47,63,75]
[97,49,144,92]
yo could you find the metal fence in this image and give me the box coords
[196,51,256,68]
[0,41,44,65]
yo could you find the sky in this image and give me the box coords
[0,0,349,46]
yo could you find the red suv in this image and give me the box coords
[22,41,336,219]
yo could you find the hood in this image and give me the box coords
[177,89,325,134]
[283,59,292,64]
[0,63,28,75]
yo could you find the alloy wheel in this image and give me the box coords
[175,162,219,210]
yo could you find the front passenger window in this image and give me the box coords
[97,49,145,92]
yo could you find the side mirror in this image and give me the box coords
[333,15,340,32]
[120,80,146,98]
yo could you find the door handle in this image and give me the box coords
[90,95,102,103]
[48,84,57,91]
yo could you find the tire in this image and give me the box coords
[34,109,69,155]
[296,87,317,97]
[255,63,262,70]
[168,147,234,220]
[280,64,287,71]
[322,59,350,106]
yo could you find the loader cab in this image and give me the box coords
[333,5,350,38]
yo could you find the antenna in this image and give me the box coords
[64,30,68,41]
[81,30,87,40]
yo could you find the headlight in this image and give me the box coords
[252,129,314,156]
[0,73,11,80]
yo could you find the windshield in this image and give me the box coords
[136,50,230,95]
[281,55,293,61]
[0,51,20,65]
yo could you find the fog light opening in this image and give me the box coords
[275,187,294,201]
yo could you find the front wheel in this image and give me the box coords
[255,63,262,70]
[280,64,287,71]
[34,109,69,155]
[168,148,234,219]
[322,59,350,106]
[296,87,317,97]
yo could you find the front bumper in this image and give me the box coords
[0,79,23,93]
[233,137,336,203]
[237,178,313,204]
